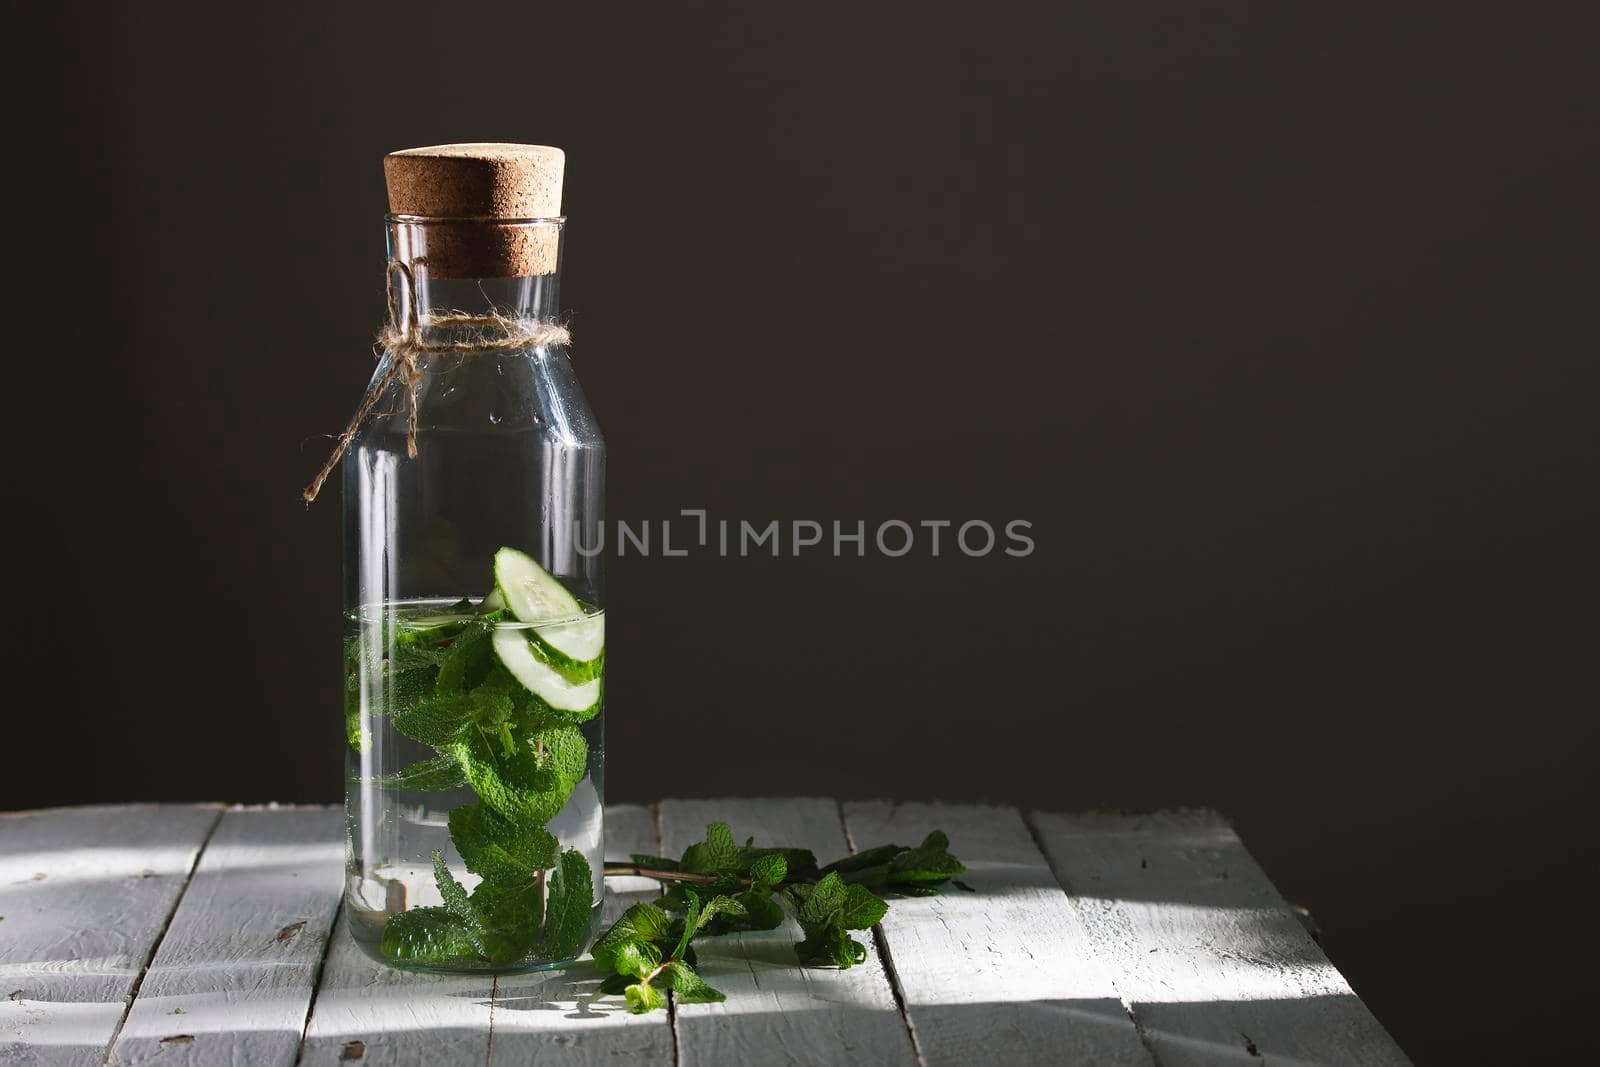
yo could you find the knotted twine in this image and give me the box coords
[302,261,571,503]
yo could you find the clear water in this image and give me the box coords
[343,598,605,972]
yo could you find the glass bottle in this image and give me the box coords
[339,145,605,972]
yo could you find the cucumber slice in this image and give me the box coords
[479,587,506,614]
[529,615,605,680]
[494,547,580,623]
[491,627,602,719]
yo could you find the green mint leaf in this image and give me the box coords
[448,803,558,881]
[839,884,889,930]
[826,831,966,895]
[669,891,702,959]
[697,895,748,932]
[741,846,818,881]
[432,850,475,925]
[344,695,363,752]
[436,620,496,694]
[453,730,576,827]
[819,843,902,876]
[628,853,680,871]
[790,872,869,968]
[663,961,725,1004]
[798,872,848,928]
[529,721,588,791]
[391,640,447,672]
[831,928,868,967]
[673,891,747,959]
[381,906,479,964]
[392,692,475,747]
[624,980,665,1014]
[591,902,674,972]
[467,879,541,965]
[347,637,441,747]
[466,689,516,731]
[794,919,866,969]
[679,822,740,874]
[343,644,365,751]
[748,852,787,886]
[884,831,966,888]
[377,753,467,791]
[536,850,594,960]
[613,939,662,979]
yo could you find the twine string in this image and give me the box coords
[301,260,571,504]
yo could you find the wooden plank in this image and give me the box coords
[659,797,918,1067]
[1029,810,1411,1067]
[843,801,1154,1067]
[485,803,675,1063]
[0,804,221,1066]
[107,806,345,1066]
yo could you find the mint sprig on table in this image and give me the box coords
[593,821,965,1012]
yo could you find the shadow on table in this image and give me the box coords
[1128,993,1409,1066]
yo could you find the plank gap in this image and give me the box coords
[484,975,497,1067]
[97,806,223,1065]
[652,802,685,1067]
[837,800,929,1067]
[1020,805,1164,1067]
[292,896,345,1067]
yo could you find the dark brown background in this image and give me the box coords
[9,3,1597,1062]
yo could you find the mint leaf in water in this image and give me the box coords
[448,803,557,881]
[432,850,474,924]
[392,692,475,748]
[435,619,496,694]
[530,721,588,790]
[467,878,542,966]
[536,849,594,959]
[381,906,478,964]
[454,730,577,827]
[378,754,468,792]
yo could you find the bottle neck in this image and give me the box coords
[386,216,565,331]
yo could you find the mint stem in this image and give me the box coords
[602,863,751,888]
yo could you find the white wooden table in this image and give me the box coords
[0,801,1408,1066]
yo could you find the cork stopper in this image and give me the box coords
[383,143,566,277]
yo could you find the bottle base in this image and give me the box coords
[348,900,605,976]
